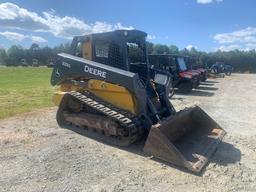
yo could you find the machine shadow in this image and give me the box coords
[210,141,241,166]
[175,90,215,97]
[200,82,215,86]
[169,96,185,101]
[205,80,219,83]
[195,86,218,91]
[64,125,240,176]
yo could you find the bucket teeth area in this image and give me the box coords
[144,106,226,173]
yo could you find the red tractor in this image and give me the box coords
[185,56,208,82]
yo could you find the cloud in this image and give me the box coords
[0,31,47,43]
[197,0,223,4]
[0,31,26,41]
[216,44,241,51]
[0,3,49,31]
[31,36,47,43]
[186,44,198,50]
[245,43,256,50]
[147,35,156,40]
[214,27,256,44]
[0,2,133,39]
[214,27,256,51]
[216,44,256,52]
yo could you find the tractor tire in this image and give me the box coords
[225,71,231,76]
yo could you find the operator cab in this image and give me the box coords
[70,30,150,80]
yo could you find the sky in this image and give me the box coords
[0,0,256,52]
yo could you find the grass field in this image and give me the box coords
[0,67,54,119]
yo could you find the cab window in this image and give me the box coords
[95,41,109,58]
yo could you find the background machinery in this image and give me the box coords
[50,30,226,173]
[185,56,208,82]
[149,54,200,94]
[211,62,233,76]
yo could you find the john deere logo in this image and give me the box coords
[84,65,107,78]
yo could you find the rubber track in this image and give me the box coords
[58,91,145,145]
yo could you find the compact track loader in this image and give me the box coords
[50,30,226,173]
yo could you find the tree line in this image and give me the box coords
[0,42,256,73]
[146,42,256,73]
[0,43,70,67]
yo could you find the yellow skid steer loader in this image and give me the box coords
[50,30,226,173]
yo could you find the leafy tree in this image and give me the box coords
[41,46,55,64]
[152,44,170,54]
[30,43,40,51]
[0,48,7,65]
[53,43,71,54]
[146,41,154,54]
[7,45,24,66]
[169,45,179,54]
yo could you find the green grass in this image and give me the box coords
[0,67,55,119]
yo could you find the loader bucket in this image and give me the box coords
[144,106,226,173]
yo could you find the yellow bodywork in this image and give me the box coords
[52,91,65,106]
[52,84,82,106]
[82,37,92,60]
[88,80,137,114]
[53,79,137,114]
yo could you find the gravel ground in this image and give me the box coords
[0,73,256,192]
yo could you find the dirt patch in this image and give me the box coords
[0,74,256,192]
